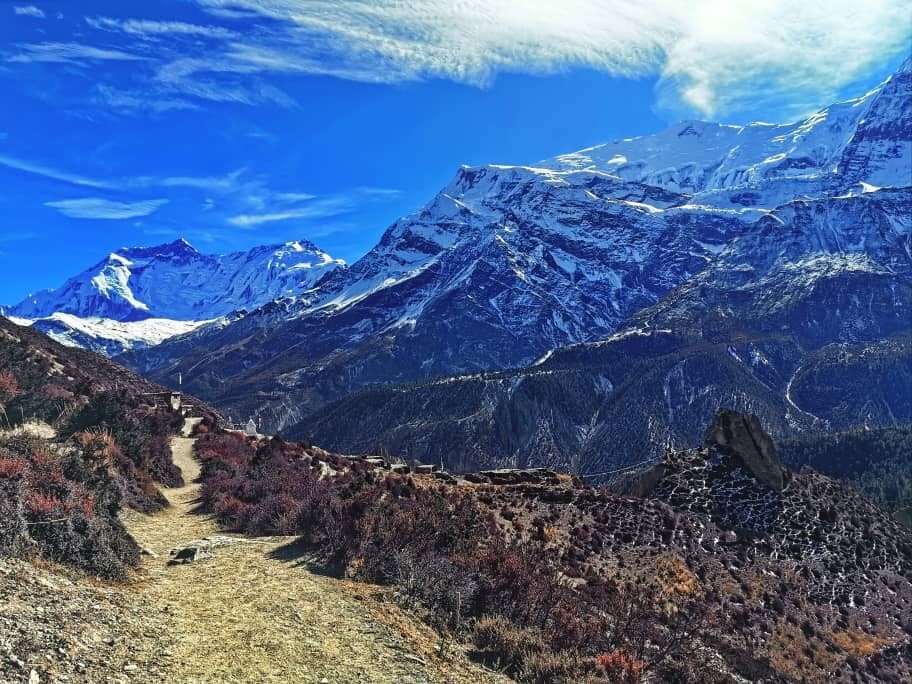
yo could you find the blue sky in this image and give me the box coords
[0,0,910,305]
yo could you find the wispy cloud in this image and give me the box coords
[274,192,316,202]
[85,16,239,40]
[0,150,383,231]
[228,187,399,227]
[0,153,114,189]
[5,2,909,117]
[45,197,169,219]
[0,152,252,194]
[13,5,45,19]
[186,0,911,117]
[229,210,314,227]
[8,42,143,64]
[92,84,199,114]
[152,169,248,192]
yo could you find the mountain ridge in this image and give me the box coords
[124,57,910,437]
[6,238,345,355]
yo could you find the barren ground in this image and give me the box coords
[119,420,505,683]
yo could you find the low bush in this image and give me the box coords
[195,433,714,682]
[0,432,139,577]
[0,318,191,577]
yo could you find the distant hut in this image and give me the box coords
[244,419,258,436]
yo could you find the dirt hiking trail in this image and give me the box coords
[122,420,505,684]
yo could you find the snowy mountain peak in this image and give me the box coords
[539,59,912,204]
[8,238,346,337]
[118,237,199,261]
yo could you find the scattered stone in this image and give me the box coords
[29,669,40,684]
[474,468,562,486]
[167,546,214,566]
[168,536,256,565]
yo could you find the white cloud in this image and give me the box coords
[0,153,114,189]
[229,197,354,226]
[85,16,239,40]
[8,42,143,64]
[190,0,911,117]
[0,153,255,197]
[45,197,169,219]
[92,84,199,114]
[275,192,317,202]
[228,187,399,227]
[153,169,248,192]
[14,5,45,19]
[229,210,311,226]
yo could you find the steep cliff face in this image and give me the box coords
[836,55,912,188]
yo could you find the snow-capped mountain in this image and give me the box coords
[121,167,746,424]
[542,55,911,205]
[125,56,911,439]
[291,187,912,474]
[4,313,218,357]
[11,238,343,321]
[8,238,344,354]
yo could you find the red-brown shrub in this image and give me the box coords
[0,371,20,404]
[596,648,646,684]
[0,456,27,478]
[194,431,716,682]
[24,491,62,516]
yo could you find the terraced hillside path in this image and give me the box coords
[123,420,504,684]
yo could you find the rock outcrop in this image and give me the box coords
[704,409,785,491]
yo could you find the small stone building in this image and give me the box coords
[143,391,182,412]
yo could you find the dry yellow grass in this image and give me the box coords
[769,620,841,683]
[122,421,507,683]
[832,629,893,658]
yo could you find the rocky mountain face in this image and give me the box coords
[290,189,910,474]
[632,411,912,680]
[6,239,343,355]
[122,57,911,442]
[285,59,912,474]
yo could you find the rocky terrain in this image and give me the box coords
[779,424,912,526]
[193,409,912,682]
[2,316,908,681]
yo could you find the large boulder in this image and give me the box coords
[704,409,784,491]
